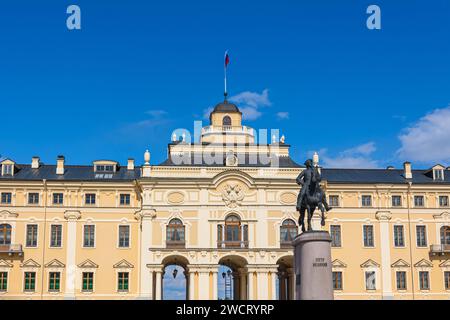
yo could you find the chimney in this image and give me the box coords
[403,162,412,179]
[31,156,40,169]
[127,158,135,170]
[56,155,65,175]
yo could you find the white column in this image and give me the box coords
[136,209,156,299]
[239,268,247,300]
[64,210,81,300]
[376,211,393,299]
[270,271,277,300]
[212,270,218,300]
[247,269,255,300]
[155,270,162,300]
[257,271,269,300]
[189,271,195,300]
[287,268,295,300]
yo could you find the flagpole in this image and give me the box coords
[224,60,227,100]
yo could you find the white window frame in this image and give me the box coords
[117,224,131,249]
[49,224,63,248]
[82,224,96,248]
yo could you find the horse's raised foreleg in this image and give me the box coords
[299,208,306,232]
[307,206,313,231]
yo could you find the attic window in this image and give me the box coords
[1,164,13,176]
[95,165,114,172]
[433,169,444,181]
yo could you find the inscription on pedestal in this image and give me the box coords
[312,257,328,267]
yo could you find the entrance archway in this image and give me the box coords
[277,256,294,300]
[161,255,189,300]
[218,255,248,300]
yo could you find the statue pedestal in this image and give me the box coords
[293,231,334,300]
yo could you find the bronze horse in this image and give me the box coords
[297,180,327,232]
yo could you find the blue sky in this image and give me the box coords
[1,0,450,169]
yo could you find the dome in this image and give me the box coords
[212,100,241,113]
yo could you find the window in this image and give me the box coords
[48,272,60,292]
[330,225,342,247]
[392,196,402,207]
[95,165,114,172]
[416,226,427,247]
[225,215,241,243]
[2,164,13,176]
[83,225,95,247]
[166,219,185,246]
[82,272,94,292]
[26,224,38,247]
[280,219,298,245]
[28,193,39,205]
[85,193,96,205]
[439,196,449,207]
[217,225,223,243]
[50,225,62,248]
[24,272,36,292]
[120,194,130,206]
[118,272,129,292]
[444,271,450,290]
[0,272,7,292]
[365,271,376,290]
[361,195,372,207]
[53,193,63,205]
[329,195,339,207]
[414,196,424,207]
[394,225,405,247]
[434,169,444,181]
[1,192,12,204]
[396,271,407,290]
[441,226,450,246]
[332,271,343,290]
[363,225,374,247]
[222,116,232,127]
[419,271,430,290]
[0,224,12,245]
[118,225,130,248]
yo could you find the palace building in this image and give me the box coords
[0,96,450,300]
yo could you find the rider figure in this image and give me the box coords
[296,159,332,212]
[296,159,315,211]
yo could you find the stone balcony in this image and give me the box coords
[0,244,23,256]
[430,244,450,256]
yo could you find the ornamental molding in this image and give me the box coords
[360,259,380,268]
[20,259,41,268]
[414,259,433,268]
[64,210,81,220]
[433,211,450,221]
[0,210,18,219]
[113,259,134,269]
[375,211,392,221]
[78,259,99,269]
[439,260,450,268]
[332,259,347,268]
[0,259,13,268]
[134,208,156,221]
[222,184,245,208]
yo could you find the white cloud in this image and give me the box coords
[276,112,289,120]
[312,142,380,168]
[145,109,167,118]
[397,105,450,164]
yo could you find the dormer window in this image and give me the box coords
[1,159,15,176]
[93,160,118,173]
[433,169,444,181]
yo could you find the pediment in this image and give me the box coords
[433,212,450,220]
[113,259,134,269]
[414,259,433,268]
[439,260,450,268]
[391,259,410,268]
[77,259,98,268]
[0,259,13,268]
[360,259,380,268]
[20,259,41,268]
[332,259,347,268]
[45,259,65,268]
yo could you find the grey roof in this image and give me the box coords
[0,164,140,182]
[158,153,303,168]
[322,168,450,184]
[211,100,241,113]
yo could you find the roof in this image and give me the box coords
[158,153,303,168]
[321,168,450,184]
[211,100,241,114]
[0,164,140,182]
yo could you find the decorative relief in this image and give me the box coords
[280,192,297,204]
[222,184,245,208]
[167,191,185,204]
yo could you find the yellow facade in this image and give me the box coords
[0,100,449,300]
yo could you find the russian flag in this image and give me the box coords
[224,50,230,68]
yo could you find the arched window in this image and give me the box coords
[222,116,232,127]
[166,219,185,247]
[280,219,298,246]
[0,224,12,245]
[441,226,450,246]
[225,215,241,244]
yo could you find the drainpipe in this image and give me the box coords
[406,181,415,300]
[40,179,48,300]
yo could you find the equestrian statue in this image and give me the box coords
[296,159,332,232]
